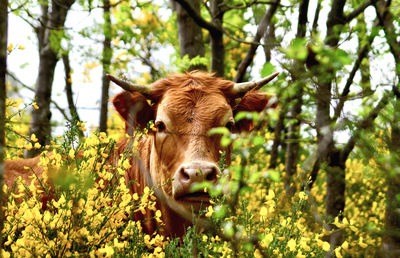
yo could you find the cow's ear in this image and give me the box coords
[112,91,155,133]
[234,92,277,132]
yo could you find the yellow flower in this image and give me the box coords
[359,237,368,248]
[7,43,13,52]
[31,134,38,142]
[34,142,41,149]
[32,102,39,110]
[132,193,139,201]
[341,240,349,251]
[1,250,11,258]
[260,206,268,218]
[98,244,114,257]
[68,149,75,159]
[322,241,330,252]
[298,191,308,200]
[287,239,296,252]
[261,233,273,247]
[335,247,343,258]
[25,142,33,150]
[205,206,213,217]
[18,45,25,50]
[155,210,163,223]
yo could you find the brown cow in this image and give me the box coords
[4,71,278,237]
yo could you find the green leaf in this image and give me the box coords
[190,182,212,193]
[261,62,275,77]
[214,205,227,219]
[223,222,234,237]
[267,170,280,182]
[235,111,250,122]
[208,127,229,136]
[221,135,232,147]
[252,135,265,146]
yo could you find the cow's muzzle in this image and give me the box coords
[172,161,220,202]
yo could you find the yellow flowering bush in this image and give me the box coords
[1,99,388,257]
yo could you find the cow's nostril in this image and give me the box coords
[180,168,190,181]
[205,167,217,181]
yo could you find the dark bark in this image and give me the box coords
[325,0,346,47]
[26,0,75,158]
[326,93,390,254]
[284,0,309,194]
[172,0,206,71]
[62,53,84,138]
[234,0,280,82]
[0,0,8,246]
[62,54,80,122]
[209,0,225,77]
[284,83,303,194]
[172,0,220,35]
[311,0,321,33]
[373,2,400,254]
[36,2,49,52]
[385,99,400,256]
[99,0,112,133]
[314,2,345,255]
[269,104,287,169]
[172,0,227,76]
[263,22,275,62]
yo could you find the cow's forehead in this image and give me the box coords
[157,90,232,130]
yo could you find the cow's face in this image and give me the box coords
[112,71,277,213]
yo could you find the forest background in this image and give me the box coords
[0,0,400,257]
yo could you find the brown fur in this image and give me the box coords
[4,71,275,238]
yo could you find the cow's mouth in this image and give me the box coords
[177,191,211,202]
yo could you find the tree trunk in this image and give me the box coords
[0,0,8,246]
[316,1,344,254]
[269,104,287,169]
[325,150,346,249]
[209,0,224,77]
[99,0,112,133]
[284,0,309,194]
[373,1,400,255]
[384,100,400,255]
[172,0,225,76]
[173,0,206,71]
[284,83,303,194]
[62,53,84,138]
[26,0,75,158]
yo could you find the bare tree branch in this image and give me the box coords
[341,91,390,161]
[6,72,71,122]
[234,0,280,82]
[219,0,288,12]
[344,0,374,22]
[311,0,321,33]
[172,0,220,35]
[8,0,30,13]
[332,34,375,122]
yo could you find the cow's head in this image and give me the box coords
[110,71,278,213]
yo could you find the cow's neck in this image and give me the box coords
[118,136,192,237]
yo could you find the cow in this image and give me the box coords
[4,71,279,237]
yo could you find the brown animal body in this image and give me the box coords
[4,71,278,237]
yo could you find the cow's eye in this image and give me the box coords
[225,120,235,131]
[155,121,167,133]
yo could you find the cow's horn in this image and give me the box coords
[231,72,279,95]
[107,74,151,96]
